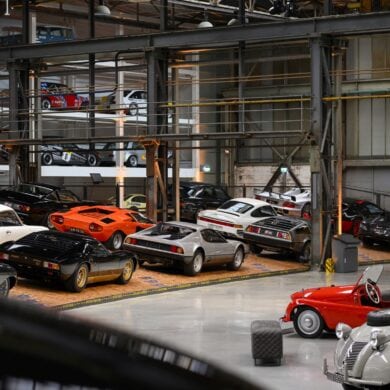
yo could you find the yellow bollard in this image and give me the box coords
[325,258,335,274]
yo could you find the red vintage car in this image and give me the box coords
[282,265,390,338]
[50,205,154,250]
[41,82,83,110]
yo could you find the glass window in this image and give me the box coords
[218,200,253,214]
[201,229,226,243]
[0,210,21,226]
[251,205,276,218]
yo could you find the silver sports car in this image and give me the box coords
[123,221,246,276]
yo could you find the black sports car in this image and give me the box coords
[0,230,137,292]
[40,144,99,166]
[0,263,17,297]
[243,216,311,262]
[0,183,95,226]
[359,211,390,247]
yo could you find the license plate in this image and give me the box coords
[69,227,84,234]
[208,223,222,230]
[262,229,275,236]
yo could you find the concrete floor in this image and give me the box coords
[70,264,390,390]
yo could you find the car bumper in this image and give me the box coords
[323,358,385,387]
[243,233,301,253]
[123,244,192,265]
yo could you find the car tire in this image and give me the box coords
[128,103,138,116]
[367,310,390,327]
[293,307,324,338]
[65,263,89,292]
[108,231,124,250]
[0,278,10,297]
[227,246,244,271]
[117,261,134,285]
[301,203,311,219]
[42,99,51,110]
[342,385,360,390]
[127,155,138,167]
[362,237,374,247]
[351,219,361,237]
[41,153,54,166]
[298,242,311,263]
[250,245,263,255]
[184,250,204,276]
[44,213,54,229]
[87,153,98,167]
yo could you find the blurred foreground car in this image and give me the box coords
[255,187,312,218]
[50,205,153,250]
[0,183,95,226]
[197,198,276,239]
[0,263,17,296]
[282,265,390,338]
[124,221,246,276]
[243,215,311,261]
[324,309,390,390]
[359,212,390,247]
[0,299,262,390]
[0,230,137,292]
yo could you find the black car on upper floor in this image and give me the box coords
[170,181,231,222]
[0,230,137,292]
[0,183,95,226]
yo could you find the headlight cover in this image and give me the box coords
[370,329,387,350]
[336,323,352,340]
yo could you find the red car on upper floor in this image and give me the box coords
[40,82,83,110]
[282,265,390,338]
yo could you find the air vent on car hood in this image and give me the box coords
[101,218,115,224]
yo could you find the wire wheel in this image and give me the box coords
[0,278,10,297]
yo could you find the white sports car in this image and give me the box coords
[197,198,277,239]
[255,188,311,218]
[0,204,48,244]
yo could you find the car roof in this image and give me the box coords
[0,204,15,213]
[164,220,201,230]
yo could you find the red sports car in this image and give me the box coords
[50,205,154,250]
[282,265,390,338]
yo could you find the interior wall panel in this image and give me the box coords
[372,98,386,155]
[358,99,372,155]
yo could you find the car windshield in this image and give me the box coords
[146,223,194,239]
[11,184,52,197]
[130,212,152,224]
[366,203,384,215]
[0,210,22,226]
[218,200,253,214]
[358,265,384,285]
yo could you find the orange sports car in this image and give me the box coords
[50,205,154,250]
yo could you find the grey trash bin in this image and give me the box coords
[332,234,360,273]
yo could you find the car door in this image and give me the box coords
[200,229,229,264]
[87,241,120,278]
[0,209,29,243]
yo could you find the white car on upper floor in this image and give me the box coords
[197,198,277,239]
[0,204,48,244]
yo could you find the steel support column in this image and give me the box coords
[310,37,333,267]
[146,48,169,221]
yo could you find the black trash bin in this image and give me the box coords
[332,234,360,273]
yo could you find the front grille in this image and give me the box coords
[137,239,171,252]
[345,341,367,371]
[259,217,298,230]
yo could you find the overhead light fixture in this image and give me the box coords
[198,10,213,28]
[95,0,111,16]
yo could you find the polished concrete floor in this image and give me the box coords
[70,264,390,390]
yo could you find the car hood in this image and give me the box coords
[291,284,355,301]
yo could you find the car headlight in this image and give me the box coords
[336,323,352,340]
[370,329,387,350]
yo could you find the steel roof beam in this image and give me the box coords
[2,12,390,61]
